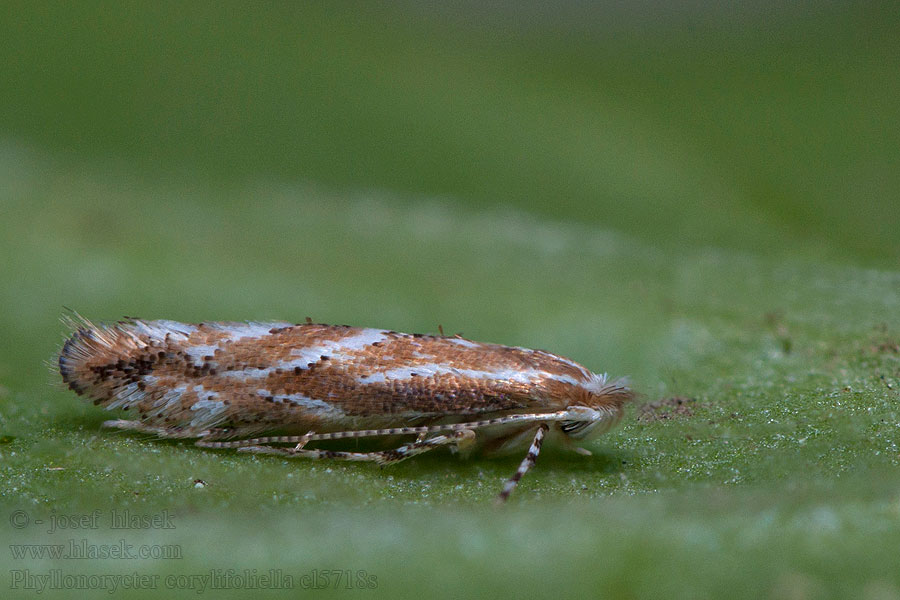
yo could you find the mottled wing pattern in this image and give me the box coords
[59,318,628,438]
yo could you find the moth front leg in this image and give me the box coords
[496,424,549,504]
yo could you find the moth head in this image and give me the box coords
[559,374,633,440]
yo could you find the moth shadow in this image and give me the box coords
[63,417,632,485]
[384,443,631,480]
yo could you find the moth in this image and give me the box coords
[58,316,633,502]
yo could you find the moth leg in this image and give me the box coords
[496,424,549,504]
[456,428,477,450]
[294,431,315,451]
[234,431,470,466]
[235,444,372,461]
[449,428,477,457]
[102,419,200,439]
[373,430,473,465]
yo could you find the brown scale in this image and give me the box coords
[59,319,614,435]
[341,334,590,382]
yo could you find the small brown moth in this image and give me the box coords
[58,316,633,501]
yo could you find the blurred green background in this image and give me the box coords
[2,2,900,598]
